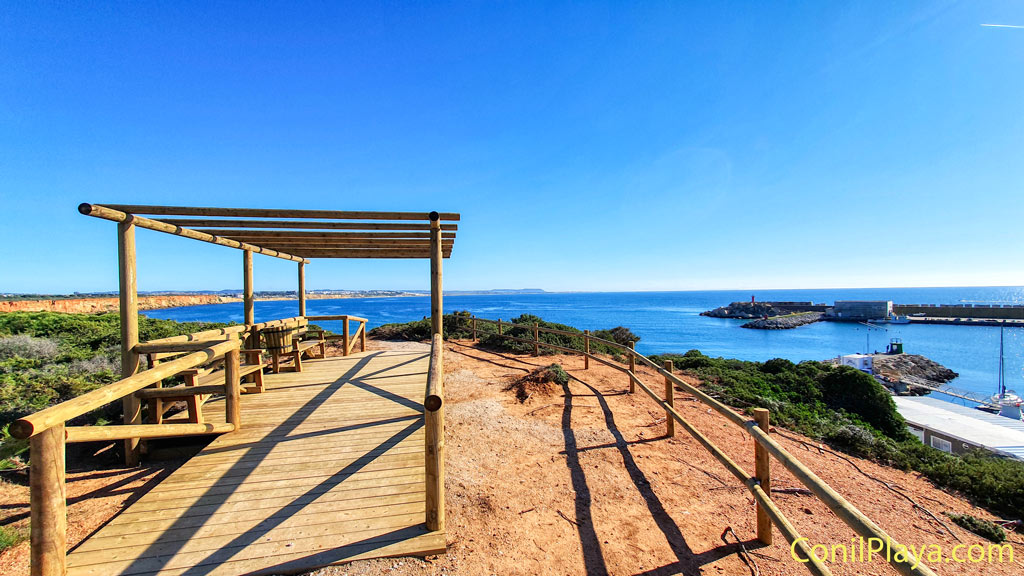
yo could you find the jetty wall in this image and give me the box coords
[894,304,1024,320]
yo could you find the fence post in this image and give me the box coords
[30,423,66,576]
[584,330,590,369]
[360,321,367,352]
[343,319,351,357]
[533,322,540,356]
[225,348,241,430]
[754,408,772,545]
[663,360,675,437]
[472,316,477,341]
[628,341,636,393]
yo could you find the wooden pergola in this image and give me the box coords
[78,203,459,464]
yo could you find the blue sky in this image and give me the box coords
[2,2,1022,293]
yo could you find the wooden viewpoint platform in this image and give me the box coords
[66,350,444,576]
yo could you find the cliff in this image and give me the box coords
[0,294,241,314]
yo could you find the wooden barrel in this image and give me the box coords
[263,327,293,352]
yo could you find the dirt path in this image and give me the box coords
[3,339,1021,575]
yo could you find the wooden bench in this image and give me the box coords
[139,348,270,424]
[264,326,326,373]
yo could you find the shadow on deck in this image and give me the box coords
[67,350,445,576]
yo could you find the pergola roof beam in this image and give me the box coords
[203,230,456,239]
[157,218,458,231]
[103,205,460,221]
[79,204,308,263]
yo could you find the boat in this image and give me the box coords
[983,323,1023,421]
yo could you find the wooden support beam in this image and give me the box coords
[118,220,141,467]
[79,204,307,263]
[251,241,452,249]
[430,213,443,336]
[29,423,65,576]
[298,261,306,317]
[101,205,461,221]
[157,218,458,231]
[243,250,254,325]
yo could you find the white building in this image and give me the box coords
[839,353,873,373]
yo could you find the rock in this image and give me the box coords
[741,312,825,330]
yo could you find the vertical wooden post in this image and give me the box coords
[754,408,772,545]
[360,322,367,352]
[243,249,255,349]
[628,341,636,393]
[429,212,443,336]
[225,348,241,429]
[472,316,477,341]
[342,320,351,357]
[425,336,445,531]
[663,360,676,437]
[118,221,141,467]
[584,330,590,369]
[498,319,502,336]
[533,322,540,356]
[30,423,66,576]
[297,261,306,317]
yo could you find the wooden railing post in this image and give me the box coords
[472,316,477,341]
[225,348,241,430]
[533,322,540,356]
[425,334,445,531]
[243,249,256,349]
[360,320,367,352]
[664,360,675,437]
[754,408,772,545]
[343,319,351,357]
[628,341,636,393]
[583,330,590,369]
[30,423,66,576]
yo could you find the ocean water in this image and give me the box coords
[143,287,1024,406]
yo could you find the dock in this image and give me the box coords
[66,350,445,576]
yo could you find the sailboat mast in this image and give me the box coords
[999,322,1005,398]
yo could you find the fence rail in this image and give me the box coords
[464,314,936,576]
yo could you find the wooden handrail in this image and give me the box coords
[424,333,444,531]
[10,339,240,440]
[305,314,369,323]
[140,316,306,347]
[66,422,235,443]
[468,314,937,576]
[134,339,235,355]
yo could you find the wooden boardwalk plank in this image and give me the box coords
[67,350,445,576]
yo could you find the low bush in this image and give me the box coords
[946,513,1006,543]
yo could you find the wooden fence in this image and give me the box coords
[466,315,937,576]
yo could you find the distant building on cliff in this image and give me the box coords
[829,300,893,321]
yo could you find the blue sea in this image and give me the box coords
[144,287,1024,407]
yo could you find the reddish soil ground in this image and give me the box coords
[3,338,1022,576]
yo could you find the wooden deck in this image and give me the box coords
[67,350,445,576]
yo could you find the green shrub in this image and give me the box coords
[0,525,27,552]
[946,513,1006,543]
